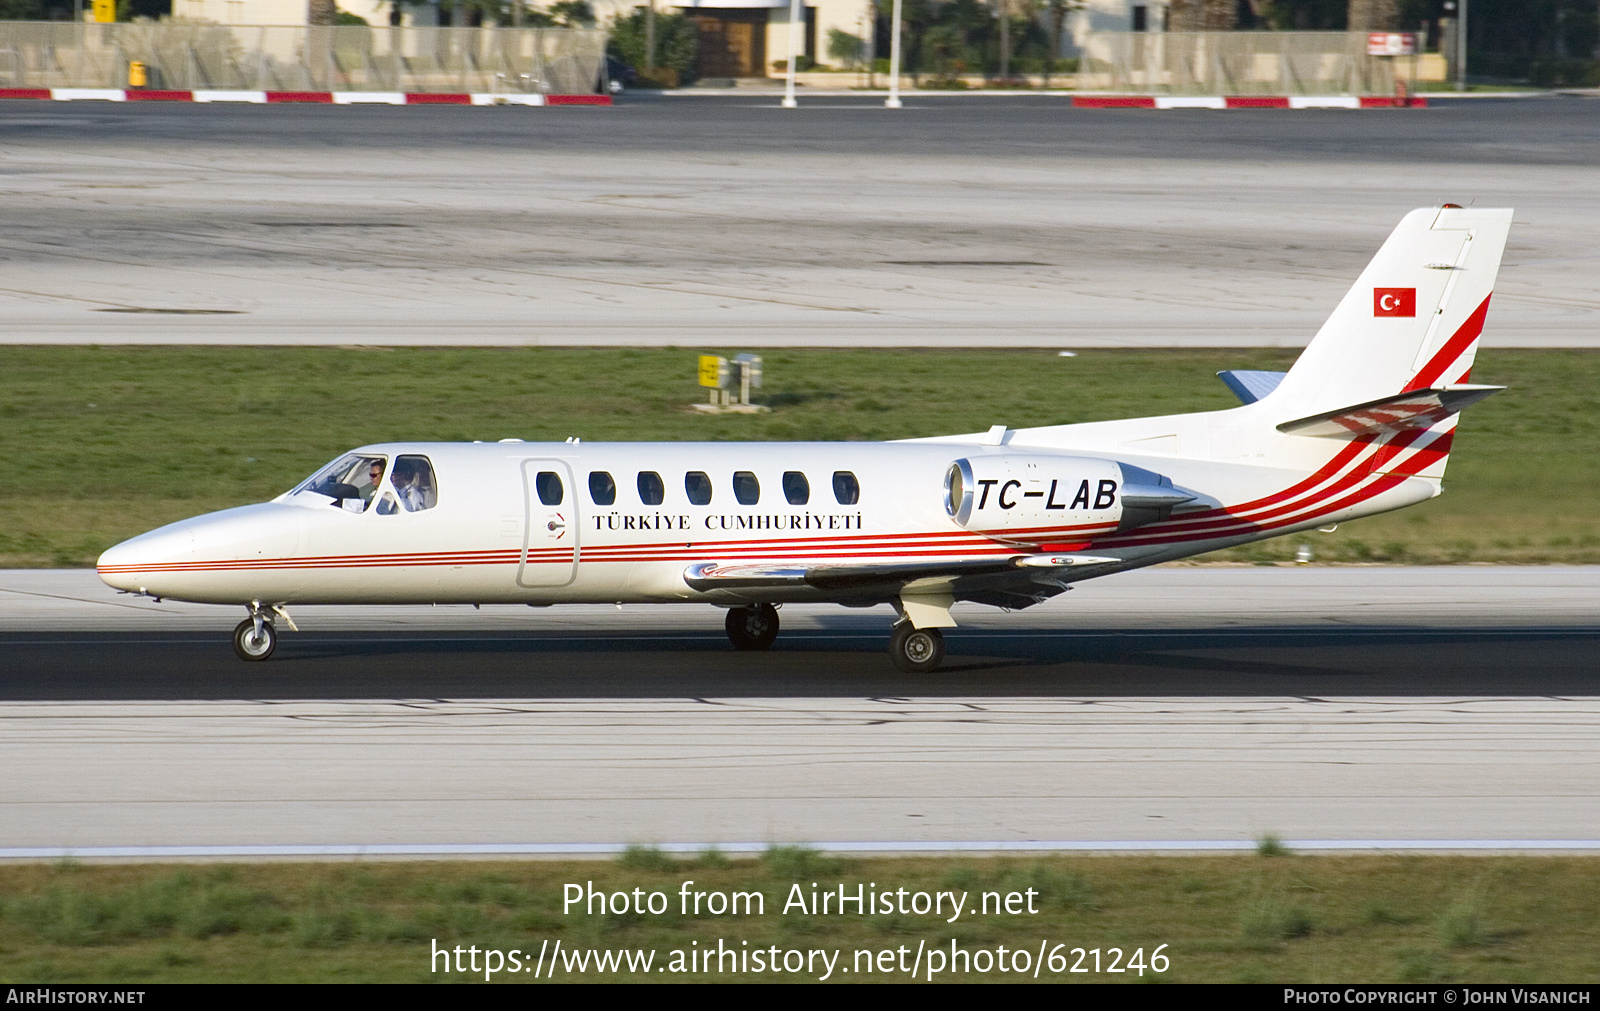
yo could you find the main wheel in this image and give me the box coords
[889,623,945,673]
[232,617,277,661]
[725,604,780,650]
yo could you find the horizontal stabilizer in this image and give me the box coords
[683,554,1119,593]
[1217,370,1287,405]
[1276,384,1504,438]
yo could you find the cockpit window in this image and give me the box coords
[292,452,390,512]
[389,455,438,512]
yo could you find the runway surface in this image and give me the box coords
[3,95,1598,348]
[3,567,1597,851]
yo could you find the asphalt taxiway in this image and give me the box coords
[3,567,1596,852]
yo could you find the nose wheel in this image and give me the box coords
[725,604,780,650]
[889,622,945,673]
[232,616,277,661]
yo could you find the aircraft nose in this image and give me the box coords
[96,525,196,594]
[96,502,306,603]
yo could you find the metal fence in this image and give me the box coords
[1077,32,1405,94]
[0,22,607,94]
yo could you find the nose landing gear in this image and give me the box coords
[725,603,780,650]
[232,611,277,661]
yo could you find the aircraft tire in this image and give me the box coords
[232,617,277,661]
[889,623,945,673]
[725,604,780,650]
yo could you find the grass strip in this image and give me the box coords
[2,346,1596,567]
[1,853,1597,983]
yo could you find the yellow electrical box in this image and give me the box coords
[92,0,115,22]
[127,61,146,87]
[698,355,727,389]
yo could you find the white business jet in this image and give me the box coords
[98,206,1511,671]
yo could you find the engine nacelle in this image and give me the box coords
[944,454,1194,543]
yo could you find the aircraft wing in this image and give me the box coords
[684,553,1119,601]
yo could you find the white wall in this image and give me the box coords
[172,0,306,24]
[1067,0,1167,55]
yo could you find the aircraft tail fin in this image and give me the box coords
[1266,206,1513,420]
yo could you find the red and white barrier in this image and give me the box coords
[1074,94,1427,109]
[0,88,612,106]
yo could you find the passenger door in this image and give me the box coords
[518,459,579,588]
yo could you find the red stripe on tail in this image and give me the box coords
[1405,294,1492,391]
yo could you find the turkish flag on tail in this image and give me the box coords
[1374,287,1416,317]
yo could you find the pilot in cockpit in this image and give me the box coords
[391,460,426,512]
[362,459,387,510]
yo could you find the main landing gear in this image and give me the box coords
[722,603,949,671]
[232,610,276,661]
[889,621,945,673]
[725,603,780,650]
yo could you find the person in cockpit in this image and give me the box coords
[391,459,427,512]
[362,459,387,510]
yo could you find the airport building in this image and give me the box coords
[168,0,1156,80]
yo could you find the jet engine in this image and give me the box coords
[944,455,1196,542]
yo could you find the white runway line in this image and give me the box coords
[7,839,1600,860]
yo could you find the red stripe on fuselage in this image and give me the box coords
[101,423,1461,579]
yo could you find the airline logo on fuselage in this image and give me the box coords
[593,510,864,533]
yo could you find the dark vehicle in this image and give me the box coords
[603,57,641,94]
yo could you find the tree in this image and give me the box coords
[1040,0,1082,87]
[608,7,698,82]
[550,0,594,26]
[1347,0,1398,30]
[874,0,941,82]
[1167,0,1236,29]
[828,27,866,68]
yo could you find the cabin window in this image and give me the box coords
[535,471,564,506]
[390,455,437,512]
[685,471,713,506]
[832,471,860,505]
[589,471,616,506]
[732,471,760,505]
[637,471,665,506]
[783,471,809,505]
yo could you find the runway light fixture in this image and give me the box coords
[782,0,801,108]
[886,0,903,109]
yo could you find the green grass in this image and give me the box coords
[2,346,1596,567]
[1,855,1598,982]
